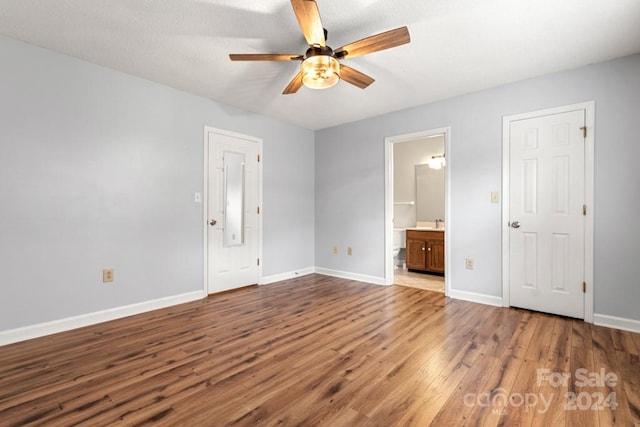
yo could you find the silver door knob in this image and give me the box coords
[511,221,520,229]
[209,219,217,226]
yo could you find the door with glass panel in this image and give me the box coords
[206,129,260,293]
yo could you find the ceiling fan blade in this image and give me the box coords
[335,26,410,59]
[290,0,325,47]
[229,54,303,61]
[340,65,375,89]
[283,71,304,94]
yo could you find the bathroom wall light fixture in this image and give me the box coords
[428,154,446,170]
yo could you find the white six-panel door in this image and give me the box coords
[508,109,586,318]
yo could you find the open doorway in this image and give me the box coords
[384,128,451,294]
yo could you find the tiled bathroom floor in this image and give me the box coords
[393,268,445,293]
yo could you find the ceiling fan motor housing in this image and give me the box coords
[304,45,334,60]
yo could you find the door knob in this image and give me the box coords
[510,220,520,229]
[209,219,217,226]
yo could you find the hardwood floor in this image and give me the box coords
[394,268,445,293]
[1,274,638,426]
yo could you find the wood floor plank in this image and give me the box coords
[614,350,640,425]
[463,310,540,426]
[498,313,559,427]
[611,328,639,355]
[566,320,598,427]
[531,314,573,427]
[0,274,638,426]
[425,308,524,425]
[592,324,636,426]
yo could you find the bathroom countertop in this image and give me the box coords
[406,227,445,232]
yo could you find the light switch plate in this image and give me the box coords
[194,192,202,203]
[491,192,500,203]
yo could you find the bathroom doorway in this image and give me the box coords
[384,128,451,294]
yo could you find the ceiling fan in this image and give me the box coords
[229,0,410,94]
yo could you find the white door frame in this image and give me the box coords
[203,126,264,294]
[384,127,452,295]
[501,102,594,322]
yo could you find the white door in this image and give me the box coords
[508,109,585,318]
[206,129,260,294]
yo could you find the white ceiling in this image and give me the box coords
[1,0,639,130]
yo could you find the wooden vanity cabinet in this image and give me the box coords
[406,230,445,274]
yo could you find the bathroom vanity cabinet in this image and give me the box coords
[406,229,445,274]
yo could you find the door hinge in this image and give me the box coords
[257,206,260,214]
[583,204,587,216]
[257,258,260,266]
[583,281,586,293]
[257,154,260,162]
[580,126,587,139]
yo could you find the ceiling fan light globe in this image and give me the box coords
[301,55,340,89]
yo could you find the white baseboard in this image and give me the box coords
[314,267,386,286]
[261,267,315,284]
[594,313,640,334]
[0,290,205,347]
[447,289,503,307]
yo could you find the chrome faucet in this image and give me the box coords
[435,219,443,229]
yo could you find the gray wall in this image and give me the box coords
[315,54,640,321]
[0,36,315,331]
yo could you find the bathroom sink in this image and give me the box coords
[414,221,445,231]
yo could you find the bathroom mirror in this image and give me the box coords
[415,163,445,222]
[224,151,245,247]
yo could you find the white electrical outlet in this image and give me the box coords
[465,258,474,270]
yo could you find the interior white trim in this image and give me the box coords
[594,314,640,334]
[384,127,451,295]
[501,101,595,322]
[315,267,386,286]
[447,289,503,307]
[0,290,205,347]
[203,126,264,294]
[261,267,316,285]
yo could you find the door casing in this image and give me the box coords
[203,126,263,294]
[501,102,594,322]
[384,127,452,293]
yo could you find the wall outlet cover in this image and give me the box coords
[465,258,474,270]
[103,268,114,282]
